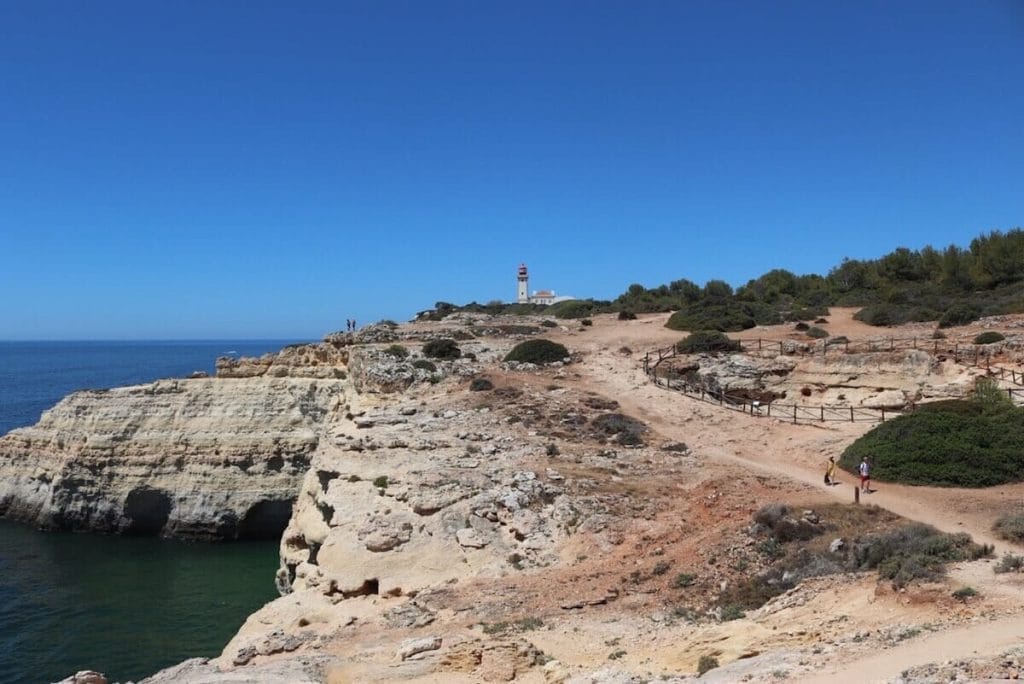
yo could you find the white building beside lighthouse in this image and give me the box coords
[515,263,575,305]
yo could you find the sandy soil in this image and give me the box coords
[524,308,1024,682]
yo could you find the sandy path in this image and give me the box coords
[793,614,1024,683]
[546,311,1024,679]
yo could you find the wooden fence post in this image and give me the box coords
[820,406,824,422]
[850,407,854,422]
[793,405,797,424]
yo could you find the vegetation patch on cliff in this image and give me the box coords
[840,382,1024,487]
[504,339,569,365]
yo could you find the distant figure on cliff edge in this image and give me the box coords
[824,456,837,486]
[859,456,872,492]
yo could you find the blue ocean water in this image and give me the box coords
[0,340,304,683]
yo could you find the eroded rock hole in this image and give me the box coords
[343,578,379,598]
[238,499,294,540]
[123,487,172,536]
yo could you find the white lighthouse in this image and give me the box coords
[517,263,529,303]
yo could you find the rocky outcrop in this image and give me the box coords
[683,350,980,409]
[0,377,344,539]
[216,339,350,379]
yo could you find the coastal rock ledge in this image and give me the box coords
[0,376,344,540]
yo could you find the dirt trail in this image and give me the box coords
[793,613,1024,683]
[559,310,1024,553]
[546,311,1024,680]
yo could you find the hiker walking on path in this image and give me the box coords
[825,456,837,486]
[859,456,871,492]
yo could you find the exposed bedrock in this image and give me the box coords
[0,377,345,540]
[687,350,980,408]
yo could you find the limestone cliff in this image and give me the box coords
[0,376,344,540]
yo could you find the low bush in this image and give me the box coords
[939,302,981,328]
[666,301,756,332]
[469,377,494,392]
[719,604,745,621]
[591,412,646,446]
[806,326,829,339]
[504,339,570,364]
[794,322,810,331]
[373,475,389,489]
[815,317,829,324]
[697,654,719,676]
[673,572,696,588]
[581,318,593,326]
[422,339,462,359]
[540,320,557,328]
[676,330,741,354]
[617,310,637,320]
[993,512,1024,543]
[952,586,978,601]
[382,344,409,359]
[995,552,1024,574]
[974,331,1005,344]
[412,359,437,372]
[840,395,1024,487]
[932,329,947,339]
[854,304,940,327]
[549,299,597,319]
[852,524,991,588]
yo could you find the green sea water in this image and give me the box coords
[0,519,279,683]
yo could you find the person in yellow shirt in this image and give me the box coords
[825,456,837,486]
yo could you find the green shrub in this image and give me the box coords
[666,302,756,332]
[852,524,990,587]
[412,359,437,372]
[504,339,570,364]
[939,302,981,328]
[806,326,829,339]
[974,331,1005,344]
[540,319,557,328]
[794,322,810,331]
[581,318,593,326]
[840,398,1024,487]
[995,552,1024,574]
[422,339,462,359]
[932,329,947,339]
[952,586,978,601]
[617,310,637,320]
[673,572,696,588]
[993,512,1024,542]
[373,475,389,489]
[470,377,494,392]
[676,330,741,354]
[549,299,596,319]
[382,344,409,359]
[697,654,719,676]
[720,604,745,621]
[591,413,646,441]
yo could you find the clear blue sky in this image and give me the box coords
[2,1,1022,340]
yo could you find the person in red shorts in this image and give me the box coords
[858,456,871,492]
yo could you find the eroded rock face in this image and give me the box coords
[0,377,344,540]
[688,350,978,408]
[216,339,349,379]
